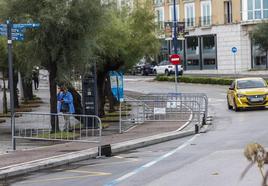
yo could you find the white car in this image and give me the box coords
[153,60,183,76]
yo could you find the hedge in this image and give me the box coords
[155,75,234,85]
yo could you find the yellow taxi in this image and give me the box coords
[227,77,268,111]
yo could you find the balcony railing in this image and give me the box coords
[224,14,232,24]
[199,16,212,27]
[184,18,195,28]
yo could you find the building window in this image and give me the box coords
[186,36,200,70]
[185,3,195,28]
[246,0,268,20]
[154,0,163,6]
[155,7,164,30]
[202,35,217,69]
[252,43,268,69]
[264,0,268,18]
[224,1,233,23]
[201,1,211,26]
[169,5,179,21]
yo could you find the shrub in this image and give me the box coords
[155,75,234,85]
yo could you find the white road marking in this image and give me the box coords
[104,134,199,186]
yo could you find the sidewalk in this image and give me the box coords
[0,71,200,180]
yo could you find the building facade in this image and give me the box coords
[154,0,268,74]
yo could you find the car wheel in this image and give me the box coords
[227,96,232,110]
[153,70,157,75]
[233,98,240,112]
[165,70,170,76]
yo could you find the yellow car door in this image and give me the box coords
[227,81,236,108]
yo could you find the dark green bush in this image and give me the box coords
[155,75,234,85]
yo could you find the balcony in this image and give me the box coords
[153,0,164,7]
[199,16,212,27]
[224,14,232,24]
[184,18,195,29]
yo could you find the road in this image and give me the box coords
[7,76,268,186]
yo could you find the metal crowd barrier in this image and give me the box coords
[119,93,208,133]
[12,112,102,155]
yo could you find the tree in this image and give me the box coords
[4,0,103,132]
[0,37,8,114]
[95,3,160,116]
[251,23,268,51]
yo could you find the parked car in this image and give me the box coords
[153,60,183,76]
[131,61,155,76]
[227,77,268,111]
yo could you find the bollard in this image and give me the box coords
[195,124,199,134]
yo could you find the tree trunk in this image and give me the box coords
[2,70,7,114]
[105,74,118,112]
[13,71,19,108]
[97,71,106,117]
[21,74,33,101]
[48,62,60,132]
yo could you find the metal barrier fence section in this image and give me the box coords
[12,112,102,154]
[120,93,208,133]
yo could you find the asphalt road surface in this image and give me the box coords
[7,76,268,186]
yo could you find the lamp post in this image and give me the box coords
[173,0,179,94]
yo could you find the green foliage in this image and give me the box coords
[96,4,160,72]
[0,37,7,71]
[155,75,234,86]
[251,23,268,51]
[3,0,103,79]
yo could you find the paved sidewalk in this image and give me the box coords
[0,71,198,180]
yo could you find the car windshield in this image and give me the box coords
[237,79,267,89]
[159,61,168,65]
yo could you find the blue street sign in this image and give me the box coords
[0,32,24,37]
[0,31,7,36]
[12,35,24,41]
[12,23,40,29]
[11,33,24,37]
[0,28,24,33]
[232,47,237,54]
[0,24,7,28]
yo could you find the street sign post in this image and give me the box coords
[232,47,237,77]
[169,54,181,94]
[1,20,40,150]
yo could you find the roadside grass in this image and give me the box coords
[35,131,80,140]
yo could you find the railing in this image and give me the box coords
[184,18,195,28]
[12,112,102,155]
[119,93,208,134]
[199,16,212,27]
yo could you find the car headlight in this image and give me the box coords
[237,94,246,98]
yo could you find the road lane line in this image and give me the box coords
[104,134,198,186]
[19,171,111,184]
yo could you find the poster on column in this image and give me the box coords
[109,71,124,102]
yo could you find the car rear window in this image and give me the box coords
[237,79,267,89]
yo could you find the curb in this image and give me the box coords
[0,130,195,180]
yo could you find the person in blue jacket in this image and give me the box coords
[57,85,75,131]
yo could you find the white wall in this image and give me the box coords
[187,24,251,74]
